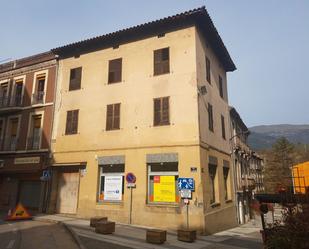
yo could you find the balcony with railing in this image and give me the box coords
[0,95,23,113]
[32,91,45,105]
[3,137,18,151]
[27,136,41,150]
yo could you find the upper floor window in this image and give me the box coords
[0,119,4,149]
[208,103,214,132]
[69,67,82,91]
[32,74,45,104]
[0,82,9,107]
[65,110,79,135]
[106,103,120,131]
[5,117,19,151]
[108,58,122,84]
[221,115,226,140]
[219,75,224,98]
[13,80,23,106]
[27,114,42,150]
[209,162,218,205]
[223,164,230,200]
[154,97,170,126]
[206,57,211,84]
[154,47,170,76]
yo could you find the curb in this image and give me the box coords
[33,217,86,249]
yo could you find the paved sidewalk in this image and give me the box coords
[34,214,263,249]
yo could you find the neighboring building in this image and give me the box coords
[292,161,309,194]
[229,106,264,224]
[48,7,237,234]
[0,52,57,212]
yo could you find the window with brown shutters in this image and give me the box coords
[69,67,82,91]
[219,75,224,98]
[206,57,211,84]
[221,115,226,140]
[106,103,120,131]
[208,103,214,132]
[65,110,79,135]
[154,47,170,76]
[108,58,122,84]
[153,97,170,126]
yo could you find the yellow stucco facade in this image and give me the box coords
[50,26,237,234]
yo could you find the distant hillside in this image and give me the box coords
[248,124,309,150]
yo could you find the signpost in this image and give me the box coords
[126,172,136,224]
[177,178,194,229]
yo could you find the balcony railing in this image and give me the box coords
[4,137,18,151]
[27,136,41,150]
[32,91,45,105]
[0,95,22,109]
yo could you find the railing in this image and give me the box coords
[4,137,17,151]
[0,96,9,108]
[0,95,22,109]
[27,136,41,150]
[32,91,45,105]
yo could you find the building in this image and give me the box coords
[0,52,57,212]
[292,161,309,194]
[229,106,264,224]
[48,7,237,234]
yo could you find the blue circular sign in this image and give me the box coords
[126,172,136,183]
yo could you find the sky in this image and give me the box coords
[1,0,308,127]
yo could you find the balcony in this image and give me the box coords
[0,95,23,113]
[32,91,45,105]
[27,136,41,150]
[3,137,18,151]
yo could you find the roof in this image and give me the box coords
[229,106,249,133]
[52,6,236,72]
[0,51,56,74]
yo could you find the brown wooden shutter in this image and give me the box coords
[221,115,226,139]
[65,110,78,134]
[69,67,82,91]
[154,48,169,75]
[108,59,122,84]
[162,97,169,124]
[208,103,214,132]
[106,105,113,130]
[65,111,72,134]
[153,98,161,126]
[219,76,223,98]
[206,57,211,84]
[113,103,120,129]
[72,110,79,134]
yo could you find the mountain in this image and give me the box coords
[248,124,309,150]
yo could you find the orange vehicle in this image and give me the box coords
[292,161,309,194]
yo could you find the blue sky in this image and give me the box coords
[1,0,308,127]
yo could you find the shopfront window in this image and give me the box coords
[148,162,179,204]
[98,164,125,202]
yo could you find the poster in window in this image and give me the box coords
[153,175,176,202]
[104,175,122,201]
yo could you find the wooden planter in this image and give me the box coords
[146,229,166,244]
[95,221,115,234]
[177,229,197,242]
[90,217,108,227]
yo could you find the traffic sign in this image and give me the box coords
[126,172,136,183]
[177,178,194,190]
[180,189,192,199]
[6,203,32,221]
[43,170,51,179]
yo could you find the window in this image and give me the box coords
[98,164,125,202]
[0,120,4,149]
[206,57,211,84]
[32,74,45,104]
[0,82,9,107]
[223,166,230,200]
[148,162,179,204]
[154,97,169,126]
[208,103,214,132]
[106,103,120,131]
[5,118,19,151]
[219,75,224,98]
[108,58,122,84]
[27,114,42,150]
[208,163,217,204]
[13,80,23,106]
[69,67,82,91]
[65,110,79,135]
[221,115,226,140]
[154,47,170,75]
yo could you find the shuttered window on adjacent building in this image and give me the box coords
[219,75,224,98]
[154,47,170,76]
[221,115,226,140]
[69,67,82,91]
[208,103,214,132]
[206,57,211,84]
[154,97,170,126]
[65,110,79,135]
[106,103,120,130]
[108,58,122,84]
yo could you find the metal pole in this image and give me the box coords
[129,187,133,224]
[186,203,189,229]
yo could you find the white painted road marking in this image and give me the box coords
[6,240,15,249]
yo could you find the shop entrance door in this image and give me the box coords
[19,181,41,210]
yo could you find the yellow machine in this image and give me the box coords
[292,162,309,194]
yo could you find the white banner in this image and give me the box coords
[104,175,122,201]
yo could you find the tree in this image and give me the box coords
[263,137,295,193]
